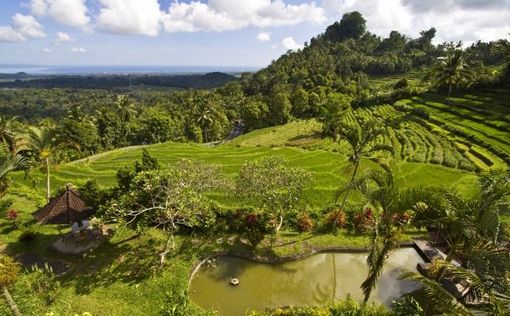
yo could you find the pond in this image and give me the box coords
[189,247,424,316]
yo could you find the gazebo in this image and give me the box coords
[33,186,104,254]
[33,185,94,230]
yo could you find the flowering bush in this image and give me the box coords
[351,207,375,234]
[326,209,347,229]
[296,212,315,232]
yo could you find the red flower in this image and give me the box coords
[7,209,18,220]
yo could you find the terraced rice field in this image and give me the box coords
[10,89,508,212]
[395,88,510,170]
[11,141,478,211]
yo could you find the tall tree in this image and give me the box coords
[340,169,431,302]
[27,126,70,202]
[196,100,222,143]
[114,94,138,140]
[429,42,475,102]
[108,158,226,265]
[332,113,393,230]
[324,11,366,42]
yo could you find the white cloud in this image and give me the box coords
[162,0,327,33]
[42,47,52,53]
[30,0,90,29]
[96,0,162,36]
[282,36,303,50]
[0,26,25,43]
[321,0,510,44]
[0,14,45,43]
[71,47,87,53]
[257,32,271,42]
[55,32,72,44]
[12,14,46,38]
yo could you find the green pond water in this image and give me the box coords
[189,248,424,316]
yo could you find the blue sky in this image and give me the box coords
[0,0,509,67]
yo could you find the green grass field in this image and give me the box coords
[10,140,480,212]
[1,88,509,315]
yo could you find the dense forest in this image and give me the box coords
[0,72,237,90]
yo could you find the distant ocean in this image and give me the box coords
[0,65,261,75]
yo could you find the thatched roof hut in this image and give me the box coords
[33,186,94,225]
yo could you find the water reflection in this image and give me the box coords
[190,248,423,316]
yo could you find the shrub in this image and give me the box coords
[296,212,315,232]
[325,209,347,229]
[229,208,269,248]
[350,208,375,234]
[394,78,409,90]
[392,295,423,316]
[18,225,37,243]
[25,264,61,305]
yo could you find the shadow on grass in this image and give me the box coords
[66,234,162,295]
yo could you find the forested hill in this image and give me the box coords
[240,11,508,123]
[0,71,237,90]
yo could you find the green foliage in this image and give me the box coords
[0,254,21,286]
[391,295,423,316]
[429,42,475,98]
[17,224,38,243]
[24,264,61,305]
[236,155,314,236]
[324,11,367,42]
[247,296,390,315]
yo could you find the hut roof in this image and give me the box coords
[33,187,94,224]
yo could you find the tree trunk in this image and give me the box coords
[333,159,360,232]
[3,286,21,316]
[447,83,452,104]
[45,157,50,202]
[159,231,175,266]
[203,126,209,143]
[275,215,284,237]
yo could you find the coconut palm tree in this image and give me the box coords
[115,94,138,139]
[340,169,432,302]
[195,100,222,143]
[0,143,27,197]
[429,42,475,102]
[332,113,394,230]
[0,146,26,181]
[0,116,25,154]
[27,125,71,202]
[0,254,21,316]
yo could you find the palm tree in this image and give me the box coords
[400,266,472,316]
[27,125,70,202]
[332,113,394,230]
[0,143,27,197]
[429,42,475,102]
[0,116,24,154]
[402,256,510,315]
[195,100,222,143]
[341,169,432,302]
[0,254,22,316]
[114,95,138,139]
[415,170,509,262]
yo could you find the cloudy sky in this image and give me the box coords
[0,0,509,67]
